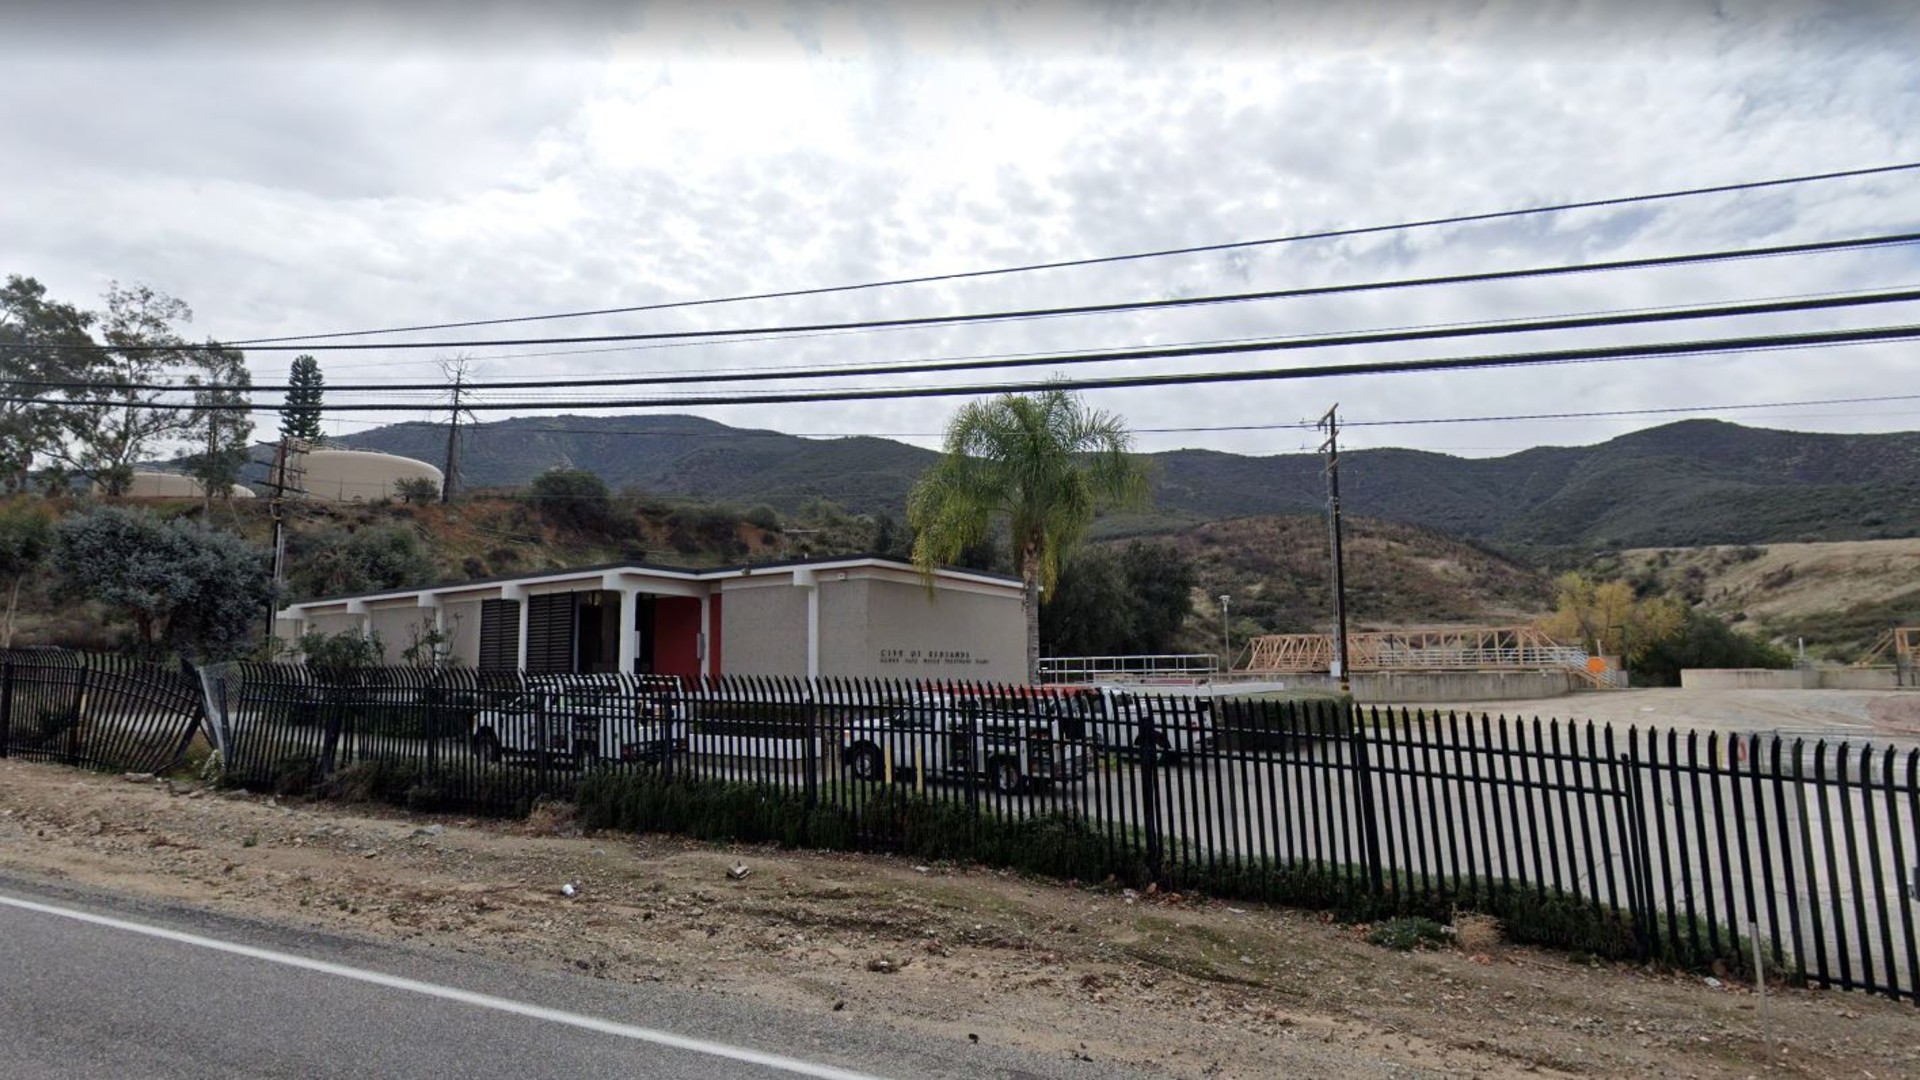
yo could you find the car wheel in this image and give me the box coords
[846,744,881,781]
[1135,734,1179,766]
[472,731,501,763]
[989,757,1025,795]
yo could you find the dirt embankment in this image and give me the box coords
[1,759,1916,1079]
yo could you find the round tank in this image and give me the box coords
[99,471,257,499]
[295,449,444,502]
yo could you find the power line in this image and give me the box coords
[23,322,1920,413]
[19,281,1920,397]
[225,160,1920,345]
[45,230,1920,357]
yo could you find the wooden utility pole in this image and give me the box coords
[1318,405,1351,693]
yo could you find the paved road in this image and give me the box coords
[0,875,1145,1080]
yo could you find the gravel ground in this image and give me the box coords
[2,757,1918,1078]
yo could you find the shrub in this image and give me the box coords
[529,468,619,536]
[1367,916,1449,951]
[394,476,440,504]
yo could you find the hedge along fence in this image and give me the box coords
[570,766,1750,972]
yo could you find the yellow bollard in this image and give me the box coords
[914,744,925,795]
[883,741,893,784]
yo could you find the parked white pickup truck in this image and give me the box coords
[470,674,685,767]
[839,694,1092,795]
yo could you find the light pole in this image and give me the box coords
[1219,594,1231,670]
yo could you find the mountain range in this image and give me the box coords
[327,416,1920,550]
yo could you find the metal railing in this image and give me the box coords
[6,654,1917,1004]
[0,650,206,774]
[1037,654,1221,683]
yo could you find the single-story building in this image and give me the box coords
[274,556,1027,683]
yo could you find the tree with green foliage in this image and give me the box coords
[286,523,436,600]
[0,500,55,647]
[56,282,199,496]
[1633,608,1794,686]
[908,388,1151,683]
[1041,541,1197,659]
[529,467,617,535]
[181,344,254,505]
[53,505,270,659]
[0,275,96,492]
[281,353,325,444]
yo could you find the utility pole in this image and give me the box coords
[263,436,292,653]
[1318,405,1352,694]
[442,367,463,503]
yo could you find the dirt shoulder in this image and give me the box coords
[1,759,1914,1079]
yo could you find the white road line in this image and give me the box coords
[0,892,884,1080]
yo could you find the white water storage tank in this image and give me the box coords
[294,449,443,502]
[99,471,258,499]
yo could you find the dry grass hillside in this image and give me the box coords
[1609,538,1920,659]
[1150,514,1554,650]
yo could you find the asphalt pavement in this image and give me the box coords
[0,874,1145,1080]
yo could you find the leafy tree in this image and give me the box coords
[869,512,910,560]
[1118,541,1197,653]
[1633,609,1793,686]
[1540,571,1686,663]
[529,467,617,535]
[0,275,96,492]
[53,505,270,659]
[0,500,55,647]
[1040,547,1136,657]
[1040,541,1197,658]
[908,388,1151,682]
[281,353,325,444]
[56,282,196,495]
[286,523,436,600]
[181,344,253,505]
[394,476,439,504]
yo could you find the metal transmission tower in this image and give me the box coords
[1318,405,1352,694]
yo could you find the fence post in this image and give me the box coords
[0,652,12,758]
[1139,704,1164,883]
[67,654,89,763]
[1616,744,1656,962]
[802,686,819,812]
[1344,699,1385,897]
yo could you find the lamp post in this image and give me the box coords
[1219,594,1231,670]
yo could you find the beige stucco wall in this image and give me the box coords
[837,577,1023,683]
[442,600,483,666]
[718,581,809,676]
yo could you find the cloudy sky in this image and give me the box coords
[6,0,1920,481]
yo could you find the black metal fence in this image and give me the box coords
[6,654,1917,1004]
[0,650,206,774]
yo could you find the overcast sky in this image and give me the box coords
[6,0,1920,480]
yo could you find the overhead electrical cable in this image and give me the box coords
[24,230,1920,357]
[20,323,1920,412]
[15,281,1920,396]
[224,160,1920,345]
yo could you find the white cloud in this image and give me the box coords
[5,0,1920,477]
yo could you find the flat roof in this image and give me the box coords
[279,553,1021,614]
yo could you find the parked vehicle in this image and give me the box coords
[470,674,685,767]
[1036,683,1215,763]
[838,694,1091,795]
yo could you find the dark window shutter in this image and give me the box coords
[526,593,578,675]
[479,599,520,668]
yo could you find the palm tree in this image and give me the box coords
[907,388,1151,683]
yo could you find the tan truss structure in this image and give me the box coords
[1854,627,1920,667]
[1244,626,1617,686]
